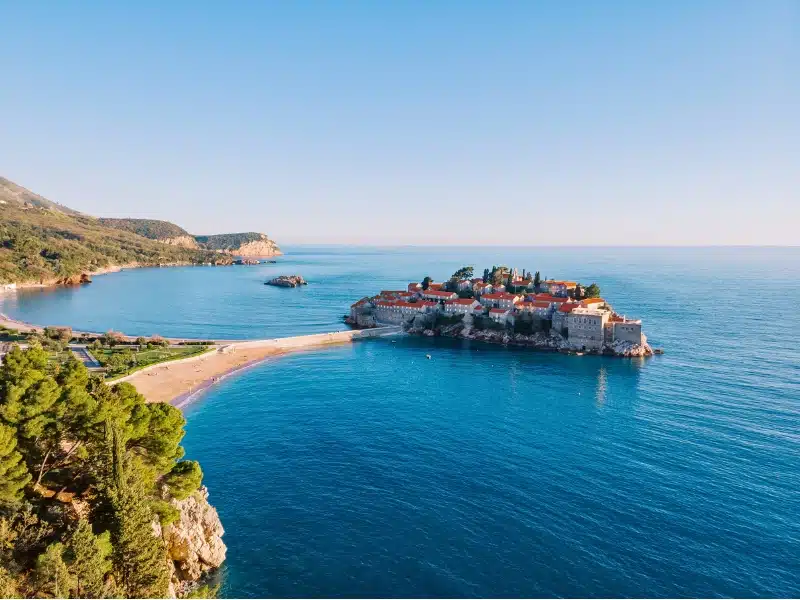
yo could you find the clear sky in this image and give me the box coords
[1,0,797,245]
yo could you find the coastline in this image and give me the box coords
[170,353,284,409]
[1,261,214,291]
[124,328,400,405]
[1,249,282,291]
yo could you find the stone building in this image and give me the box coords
[566,307,610,350]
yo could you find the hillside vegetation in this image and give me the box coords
[0,177,280,284]
[0,202,228,285]
[97,218,191,241]
[100,221,280,256]
[194,232,272,252]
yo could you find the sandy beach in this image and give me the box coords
[2,305,400,406]
[122,344,289,405]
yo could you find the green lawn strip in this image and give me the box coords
[98,345,214,380]
[0,326,30,343]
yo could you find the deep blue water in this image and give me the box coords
[3,247,799,597]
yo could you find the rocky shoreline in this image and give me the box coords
[1,259,240,290]
[156,486,227,597]
[409,322,656,357]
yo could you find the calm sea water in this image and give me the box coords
[3,247,799,597]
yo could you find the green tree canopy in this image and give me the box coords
[421,276,432,290]
[0,346,207,598]
[0,423,31,504]
[450,266,474,281]
[584,283,601,298]
[64,519,113,598]
[164,460,203,500]
[34,542,74,599]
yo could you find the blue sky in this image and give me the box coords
[1,1,797,245]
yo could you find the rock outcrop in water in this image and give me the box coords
[266,275,307,287]
[154,486,227,597]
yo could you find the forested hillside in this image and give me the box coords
[97,218,191,241]
[0,346,218,597]
[0,201,228,285]
[0,178,264,285]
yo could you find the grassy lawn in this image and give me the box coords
[0,326,31,343]
[93,345,211,379]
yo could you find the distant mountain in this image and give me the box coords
[0,177,280,285]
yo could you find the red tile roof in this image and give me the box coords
[422,289,456,298]
[558,303,581,313]
[481,292,520,300]
[489,308,509,314]
[428,283,443,291]
[393,300,437,309]
[581,298,605,305]
[446,298,479,305]
[408,283,421,291]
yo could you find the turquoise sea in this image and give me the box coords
[2,247,799,598]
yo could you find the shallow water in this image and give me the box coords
[3,246,799,597]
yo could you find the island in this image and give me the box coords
[265,275,307,288]
[347,265,658,357]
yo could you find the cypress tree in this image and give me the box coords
[34,542,74,599]
[64,520,113,598]
[105,421,170,598]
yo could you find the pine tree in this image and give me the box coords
[584,283,601,298]
[164,460,203,500]
[0,345,65,487]
[65,520,113,598]
[34,542,75,599]
[0,423,31,505]
[534,271,541,290]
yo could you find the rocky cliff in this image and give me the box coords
[231,237,282,257]
[195,232,282,257]
[155,486,227,597]
[405,317,654,357]
[161,235,201,250]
